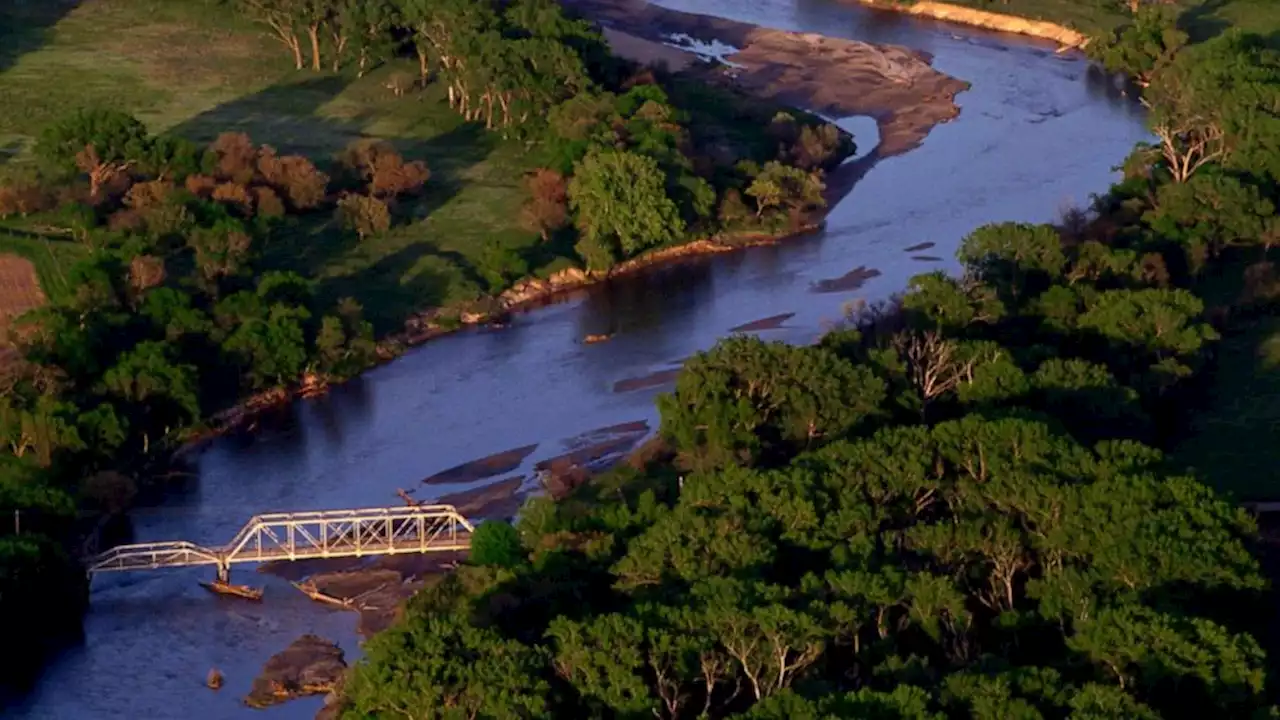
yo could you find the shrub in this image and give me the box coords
[209,132,258,184]
[520,169,569,240]
[788,124,844,171]
[127,255,167,298]
[251,186,287,218]
[469,521,525,569]
[0,182,54,218]
[122,180,189,237]
[184,173,218,198]
[212,182,254,216]
[474,241,529,292]
[717,188,751,226]
[340,140,429,199]
[335,194,391,240]
[258,149,329,210]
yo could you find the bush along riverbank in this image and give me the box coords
[0,0,912,690]
[325,24,1280,720]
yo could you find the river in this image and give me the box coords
[7,1,1149,718]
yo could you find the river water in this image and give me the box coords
[8,2,1149,718]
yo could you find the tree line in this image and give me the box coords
[333,25,1280,720]
[224,0,847,273]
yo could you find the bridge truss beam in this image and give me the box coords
[85,505,475,583]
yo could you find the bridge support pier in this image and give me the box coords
[216,562,230,584]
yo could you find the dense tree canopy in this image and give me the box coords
[337,210,1276,716]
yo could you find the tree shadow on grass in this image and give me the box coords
[165,75,502,326]
[0,0,81,77]
[317,241,465,334]
[1177,0,1232,45]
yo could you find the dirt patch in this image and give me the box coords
[245,634,346,709]
[566,0,968,157]
[904,242,936,252]
[613,368,683,393]
[0,254,45,364]
[600,26,697,72]
[812,266,883,294]
[262,551,466,636]
[422,443,538,485]
[730,312,796,333]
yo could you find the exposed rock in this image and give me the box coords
[245,635,346,708]
[422,443,539,485]
[613,368,682,393]
[812,266,883,294]
[730,312,796,333]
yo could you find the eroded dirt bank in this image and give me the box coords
[566,0,969,157]
[855,0,1088,48]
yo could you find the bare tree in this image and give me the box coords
[75,144,131,202]
[1145,108,1226,183]
[237,0,305,70]
[892,331,996,419]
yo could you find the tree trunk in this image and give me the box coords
[307,23,322,71]
[416,45,429,86]
[358,48,368,77]
[330,30,347,72]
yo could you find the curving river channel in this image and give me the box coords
[10,1,1150,718]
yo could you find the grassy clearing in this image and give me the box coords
[1176,315,1280,500]
[0,233,87,305]
[0,0,544,333]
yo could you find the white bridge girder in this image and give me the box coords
[85,505,475,580]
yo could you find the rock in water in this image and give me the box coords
[245,634,346,708]
[206,668,223,690]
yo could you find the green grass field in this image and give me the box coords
[0,231,87,305]
[0,0,543,333]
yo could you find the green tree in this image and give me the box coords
[568,148,684,270]
[470,520,526,569]
[745,161,825,219]
[657,336,886,469]
[1087,6,1186,84]
[98,341,201,455]
[35,108,152,181]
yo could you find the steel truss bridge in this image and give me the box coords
[86,505,475,583]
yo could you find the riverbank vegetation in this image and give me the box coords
[0,0,851,694]
[334,20,1280,720]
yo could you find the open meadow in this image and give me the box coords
[0,0,543,332]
